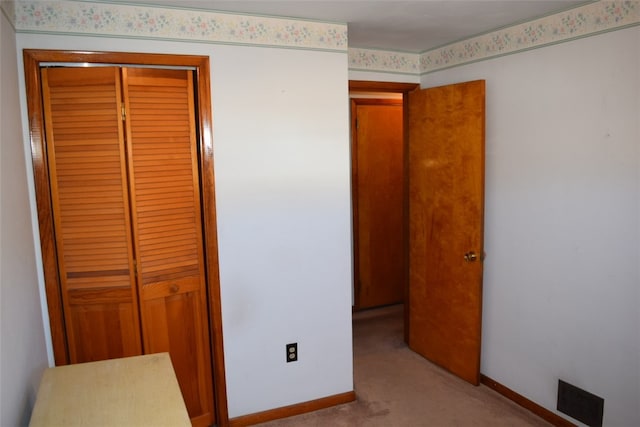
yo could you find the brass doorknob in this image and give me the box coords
[464,252,478,262]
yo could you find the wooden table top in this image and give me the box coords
[29,353,191,427]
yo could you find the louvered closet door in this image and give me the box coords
[122,68,214,427]
[41,67,142,363]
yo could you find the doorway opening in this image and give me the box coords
[349,79,486,387]
[349,80,418,344]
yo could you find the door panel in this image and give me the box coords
[408,80,485,385]
[41,67,142,363]
[353,100,404,309]
[140,278,211,424]
[67,288,141,361]
[123,68,214,426]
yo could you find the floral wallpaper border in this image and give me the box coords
[349,1,640,75]
[348,48,420,76]
[419,1,639,74]
[4,1,638,72]
[4,0,348,51]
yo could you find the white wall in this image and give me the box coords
[637,40,640,427]
[0,11,49,427]
[212,46,353,416]
[14,34,353,418]
[421,27,640,426]
[349,69,419,84]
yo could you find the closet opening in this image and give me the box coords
[23,50,228,427]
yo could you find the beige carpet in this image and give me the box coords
[258,304,551,426]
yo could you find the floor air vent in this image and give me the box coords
[557,379,604,427]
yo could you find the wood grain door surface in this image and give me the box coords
[41,67,142,362]
[408,80,485,385]
[123,67,214,426]
[41,66,214,426]
[352,100,404,309]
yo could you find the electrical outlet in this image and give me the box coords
[286,343,298,363]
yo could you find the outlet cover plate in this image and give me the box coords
[286,343,298,363]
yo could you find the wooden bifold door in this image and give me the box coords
[40,65,214,426]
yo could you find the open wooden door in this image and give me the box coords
[407,80,485,385]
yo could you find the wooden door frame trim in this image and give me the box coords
[349,80,419,93]
[350,98,403,311]
[348,81,418,340]
[23,49,229,427]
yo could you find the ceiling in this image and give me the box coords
[114,0,588,53]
